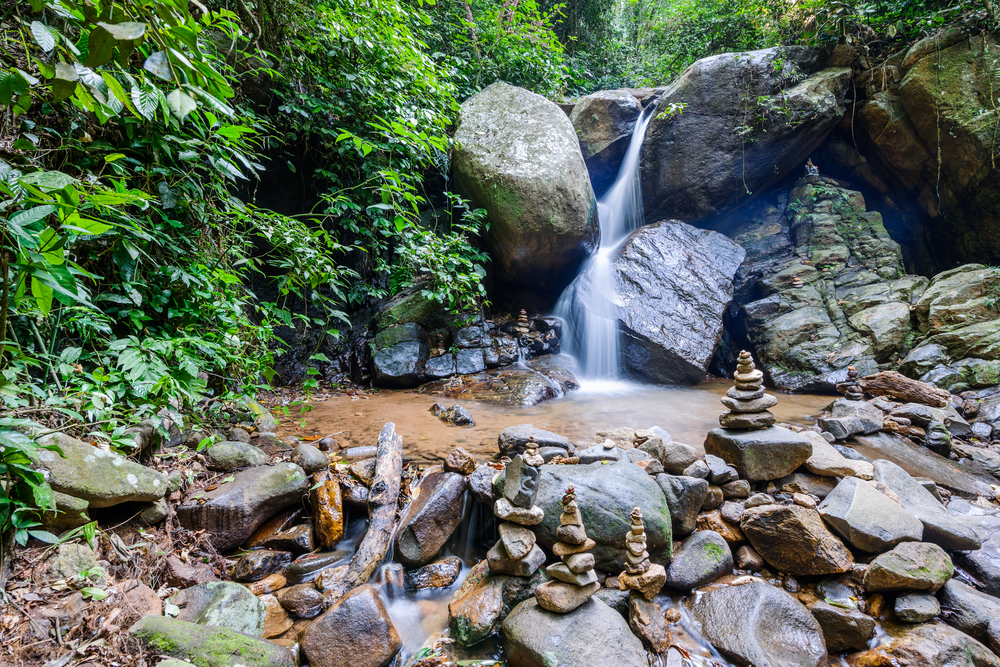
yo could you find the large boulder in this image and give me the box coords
[33,432,167,508]
[394,472,467,567]
[641,46,848,223]
[448,560,547,646]
[129,615,294,667]
[532,459,672,570]
[502,598,647,667]
[570,90,644,195]
[453,82,599,291]
[300,585,401,667]
[817,477,923,552]
[562,219,745,384]
[171,581,265,636]
[690,580,828,667]
[947,499,1000,596]
[937,578,1000,644]
[845,620,1000,667]
[862,542,953,593]
[175,463,310,551]
[724,178,918,391]
[855,35,1000,274]
[740,504,854,576]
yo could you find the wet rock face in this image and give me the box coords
[808,600,875,652]
[938,579,1000,644]
[172,581,265,636]
[502,598,648,667]
[422,355,580,407]
[740,504,854,576]
[817,477,923,552]
[664,530,733,591]
[448,560,548,647]
[453,81,599,292]
[175,463,309,551]
[405,556,463,591]
[690,580,828,667]
[533,460,673,571]
[704,425,812,481]
[34,432,167,508]
[845,620,1000,667]
[724,178,916,391]
[569,89,643,196]
[129,615,295,667]
[565,219,745,384]
[862,541,953,592]
[947,498,1000,597]
[394,472,467,567]
[640,46,845,224]
[300,585,401,667]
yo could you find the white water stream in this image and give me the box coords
[554,100,658,380]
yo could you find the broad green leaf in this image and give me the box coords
[96,21,146,40]
[19,170,75,191]
[9,204,56,229]
[30,21,56,52]
[103,153,127,162]
[143,51,173,81]
[31,275,53,315]
[165,88,196,121]
[27,529,61,543]
[52,62,78,103]
[81,587,108,601]
[63,211,112,235]
[132,83,159,120]
[85,24,117,68]
[39,227,65,265]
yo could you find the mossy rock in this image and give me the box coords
[129,615,294,667]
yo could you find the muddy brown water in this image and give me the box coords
[283,378,834,464]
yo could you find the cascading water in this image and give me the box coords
[554,99,658,380]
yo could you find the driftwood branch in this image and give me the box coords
[859,371,950,407]
[322,421,402,603]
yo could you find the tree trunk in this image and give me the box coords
[859,371,951,407]
[321,422,403,603]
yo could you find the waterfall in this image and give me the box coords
[554,99,658,380]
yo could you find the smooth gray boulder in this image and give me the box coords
[175,463,309,550]
[172,581,265,636]
[664,530,733,591]
[395,472,467,567]
[817,477,923,552]
[690,580,828,667]
[502,598,647,667]
[656,474,709,535]
[570,89,643,195]
[454,82,598,291]
[874,460,981,551]
[33,432,167,508]
[129,615,294,667]
[205,441,269,471]
[641,47,847,223]
[498,424,572,456]
[937,579,1000,644]
[704,426,812,481]
[895,593,940,623]
[947,498,1000,596]
[533,460,672,570]
[291,443,329,474]
[808,600,876,652]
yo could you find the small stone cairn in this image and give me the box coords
[836,365,865,401]
[618,507,666,601]
[514,309,531,336]
[535,485,600,612]
[488,446,546,577]
[719,351,778,429]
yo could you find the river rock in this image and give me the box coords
[641,47,845,224]
[704,426,812,481]
[807,600,876,652]
[947,498,1000,596]
[569,219,745,384]
[690,580,828,667]
[405,556,463,591]
[129,615,295,667]
[894,593,940,622]
[291,443,328,474]
[206,441,270,471]
[862,542,953,592]
[570,89,643,195]
[372,323,428,388]
[534,580,601,612]
[845,620,1000,667]
[175,463,310,551]
[172,581,265,636]
[261,594,292,639]
[741,504,854,576]
[285,550,352,585]
[502,598,647,667]
[873,460,981,551]
[818,398,884,440]
[657,441,699,474]
[444,447,477,474]
[40,491,90,532]
[695,510,745,545]
[300,585,400,667]
[454,82,598,291]
[165,555,216,588]
[664,530,732,591]
[938,579,1000,643]
[498,424,572,456]
[775,472,838,499]
[34,432,167,508]
[533,460,672,570]
[629,593,671,653]
[277,584,325,619]
[488,541,546,577]
[448,560,547,646]
[818,477,923,552]
[232,550,291,582]
[395,472,466,567]
[656,474,709,535]
[802,431,873,478]
[703,484,724,510]
[311,479,344,548]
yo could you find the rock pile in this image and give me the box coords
[618,508,666,600]
[488,449,546,576]
[719,350,778,429]
[535,486,600,612]
[837,365,865,401]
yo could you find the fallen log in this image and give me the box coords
[859,371,950,407]
[321,421,403,603]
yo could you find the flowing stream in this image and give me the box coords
[554,100,658,379]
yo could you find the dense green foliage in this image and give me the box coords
[0,0,994,539]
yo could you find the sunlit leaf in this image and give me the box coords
[166,88,197,121]
[30,21,56,52]
[143,51,174,81]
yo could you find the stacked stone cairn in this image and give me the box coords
[719,351,778,429]
[618,507,666,600]
[534,485,600,612]
[514,309,531,336]
[488,446,546,576]
[836,365,865,401]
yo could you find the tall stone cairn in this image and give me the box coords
[835,365,865,401]
[618,507,666,601]
[535,485,600,613]
[719,351,778,429]
[514,309,531,335]
[488,447,546,576]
